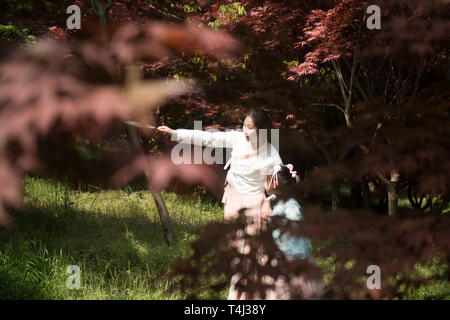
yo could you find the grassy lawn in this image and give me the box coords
[0,176,226,299]
[0,176,448,299]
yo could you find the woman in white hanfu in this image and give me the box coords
[157,109,283,300]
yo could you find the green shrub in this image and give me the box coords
[0,23,35,44]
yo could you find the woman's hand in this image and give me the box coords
[261,199,273,221]
[265,175,275,194]
[157,126,175,135]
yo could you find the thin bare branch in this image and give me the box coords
[384,56,393,103]
[331,60,349,106]
[344,57,368,101]
[376,171,391,186]
[310,103,346,114]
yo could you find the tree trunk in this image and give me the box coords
[350,181,362,208]
[388,170,400,216]
[149,187,174,246]
[387,183,398,216]
[127,126,174,246]
[377,170,399,216]
[361,180,372,210]
[90,0,174,244]
[331,181,341,210]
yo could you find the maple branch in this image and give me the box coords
[440,49,450,82]
[369,122,382,149]
[384,57,393,103]
[200,0,217,9]
[391,59,403,104]
[345,54,359,114]
[338,142,353,161]
[331,11,363,129]
[105,0,116,11]
[359,58,374,99]
[410,56,426,101]
[317,142,333,165]
[355,77,369,101]
[331,60,349,107]
[357,121,382,156]
[117,0,185,22]
[91,0,117,23]
[336,60,349,92]
[148,4,185,22]
[344,57,368,101]
[345,29,362,128]
[310,103,345,115]
[376,171,390,186]
[398,58,418,103]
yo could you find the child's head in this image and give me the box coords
[268,164,299,198]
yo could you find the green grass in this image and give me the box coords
[0,176,448,299]
[0,176,226,299]
[313,254,449,300]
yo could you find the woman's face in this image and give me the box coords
[243,115,257,140]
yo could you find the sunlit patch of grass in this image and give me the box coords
[0,175,224,299]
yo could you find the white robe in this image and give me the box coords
[174,129,282,194]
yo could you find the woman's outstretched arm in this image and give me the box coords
[157,126,238,149]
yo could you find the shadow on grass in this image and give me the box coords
[0,199,219,299]
[0,269,47,299]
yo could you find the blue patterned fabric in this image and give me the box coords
[269,198,312,260]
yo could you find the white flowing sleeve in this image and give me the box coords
[264,145,282,175]
[270,145,282,167]
[174,129,238,149]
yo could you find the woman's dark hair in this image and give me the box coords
[245,108,272,143]
[245,108,272,130]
